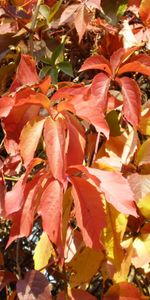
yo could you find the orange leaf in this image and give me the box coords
[19,117,45,167]
[44,117,66,183]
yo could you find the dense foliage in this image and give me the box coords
[0,0,150,299]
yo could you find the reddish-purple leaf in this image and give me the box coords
[91,73,111,111]
[44,117,66,183]
[79,55,112,75]
[38,179,63,248]
[71,176,106,250]
[116,76,141,127]
[17,270,52,300]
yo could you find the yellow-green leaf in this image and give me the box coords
[33,232,55,272]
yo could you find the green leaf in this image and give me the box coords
[51,43,65,65]
[50,67,58,83]
[57,61,73,77]
[117,3,127,17]
[39,5,50,24]
[39,65,51,79]
[49,0,63,23]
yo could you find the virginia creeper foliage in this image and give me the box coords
[0,0,150,299]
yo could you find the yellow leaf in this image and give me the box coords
[139,109,150,135]
[33,232,55,272]
[137,192,150,219]
[102,203,128,282]
[67,247,104,287]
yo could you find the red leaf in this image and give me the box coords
[19,117,45,167]
[65,113,86,166]
[6,173,43,247]
[79,55,112,75]
[103,282,144,300]
[86,167,138,217]
[10,54,39,92]
[44,117,66,183]
[110,48,125,75]
[4,158,43,217]
[58,98,109,138]
[0,96,15,118]
[91,73,111,111]
[116,76,141,127]
[110,47,139,75]
[57,289,97,300]
[71,176,106,250]
[38,179,63,249]
[17,270,52,300]
[118,61,150,76]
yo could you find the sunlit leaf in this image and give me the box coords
[33,232,55,272]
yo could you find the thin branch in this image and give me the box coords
[16,239,21,279]
[29,0,43,56]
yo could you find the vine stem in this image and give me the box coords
[29,0,43,56]
[16,239,21,279]
[93,131,101,162]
